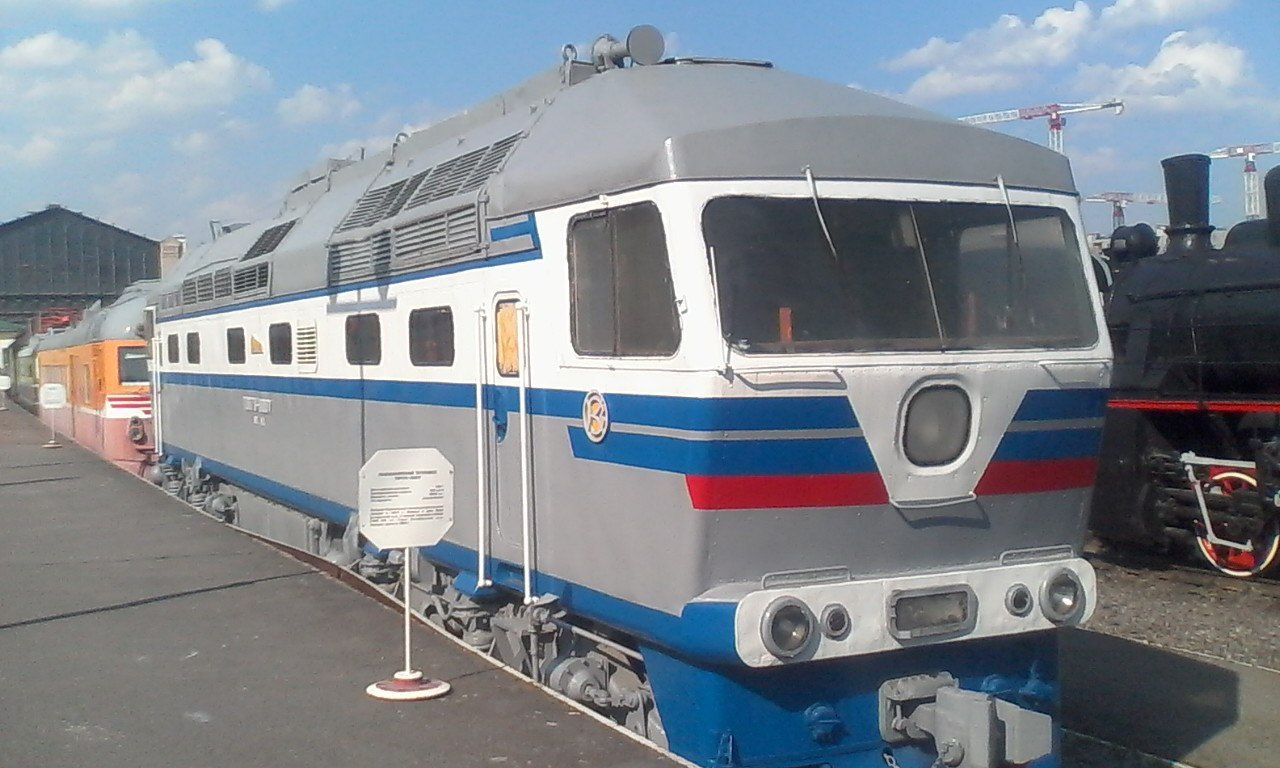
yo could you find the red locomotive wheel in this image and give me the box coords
[1193,470,1280,578]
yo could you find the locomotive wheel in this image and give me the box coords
[1193,470,1280,578]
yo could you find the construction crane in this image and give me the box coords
[959,100,1125,154]
[1085,192,1164,229]
[1206,142,1280,220]
[1085,192,1223,230]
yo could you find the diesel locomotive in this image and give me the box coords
[1092,155,1280,577]
[143,27,1106,768]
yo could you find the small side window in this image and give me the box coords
[186,332,201,364]
[269,322,292,365]
[409,307,454,366]
[345,314,381,365]
[495,300,520,377]
[227,328,246,364]
[166,334,179,364]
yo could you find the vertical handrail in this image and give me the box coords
[516,300,534,604]
[474,306,490,587]
[148,308,163,455]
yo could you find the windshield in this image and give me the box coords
[118,346,150,386]
[703,196,1098,353]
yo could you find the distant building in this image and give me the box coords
[0,204,158,325]
[159,235,185,277]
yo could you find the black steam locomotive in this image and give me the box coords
[1092,154,1280,577]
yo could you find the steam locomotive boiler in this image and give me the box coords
[1092,154,1280,577]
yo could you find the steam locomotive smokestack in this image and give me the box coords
[1162,153,1214,255]
[1266,165,1280,248]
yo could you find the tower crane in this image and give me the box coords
[959,100,1124,154]
[1085,192,1164,229]
[1085,192,1222,230]
[1206,142,1280,221]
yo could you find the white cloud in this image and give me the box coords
[277,83,361,125]
[886,2,1094,101]
[1076,30,1249,111]
[901,68,1024,103]
[0,133,61,166]
[257,0,294,10]
[889,2,1093,71]
[0,31,270,140]
[105,38,271,119]
[1099,0,1234,31]
[172,130,213,155]
[0,32,89,69]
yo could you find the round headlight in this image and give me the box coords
[761,598,816,658]
[903,385,971,467]
[1040,569,1085,623]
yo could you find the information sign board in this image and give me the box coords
[39,383,68,409]
[0,374,11,390]
[358,448,454,550]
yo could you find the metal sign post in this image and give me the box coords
[358,448,455,701]
[38,383,67,449]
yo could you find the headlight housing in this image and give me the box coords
[761,597,816,658]
[1040,569,1085,623]
[903,385,971,467]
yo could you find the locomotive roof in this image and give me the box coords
[39,280,158,351]
[157,54,1077,315]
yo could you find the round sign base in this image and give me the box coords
[366,670,451,701]
[42,439,61,449]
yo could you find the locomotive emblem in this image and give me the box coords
[582,391,609,443]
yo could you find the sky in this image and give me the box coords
[1,0,1277,245]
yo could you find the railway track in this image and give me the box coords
[1086,540,1280,599]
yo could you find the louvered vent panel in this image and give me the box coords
[233,263,270,294]
[295,324,318,367]
[456,134,521,194]
[327,239,374,284]
[213,268,233,297]
[338,186,393,232]
[404,147,488,208]
[393,206,480,270]
[181,279,198,304]
[242,219,297,261]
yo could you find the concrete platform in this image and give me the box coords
[1062,628,1280,768]
[0,406,676,768]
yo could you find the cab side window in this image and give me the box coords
[568,202,680,356]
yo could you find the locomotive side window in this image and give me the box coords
[118,347,149,386]
[186,332,201,364]
[409,307,454,366]
[227,328,246,364]
[269,322,292,365]
[495,300,520,377]
[345,314,381,365]
[703,197,1097,352]
[568,202,680,356]
[166,334,179,364]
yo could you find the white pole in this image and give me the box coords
[474,307,489,587]
[517,302,533,604]
[402,547,413,674]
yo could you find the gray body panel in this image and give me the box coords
[162,381,1089,616]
